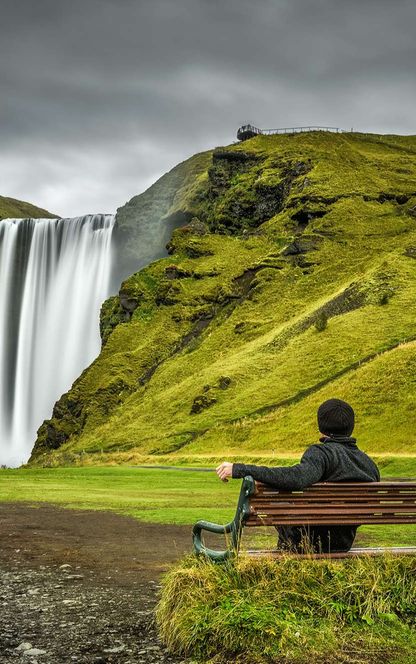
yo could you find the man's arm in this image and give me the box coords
[217,446,327,490]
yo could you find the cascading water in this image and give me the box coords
[0,214,115,467]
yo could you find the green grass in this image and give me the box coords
[0,466,240,525]
[157,554,416,663]
[1,466,415,548]
[0,195,56,219]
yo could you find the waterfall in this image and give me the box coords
[0,214,115,467]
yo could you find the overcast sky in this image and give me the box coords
[1,0,415,217]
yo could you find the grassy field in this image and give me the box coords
[0,466,238,525]
[1,465,415,547]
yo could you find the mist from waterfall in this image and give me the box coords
[0,215,115,467]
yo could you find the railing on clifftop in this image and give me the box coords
[237,124,349,141]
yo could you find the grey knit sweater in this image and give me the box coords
[232,436,380,552]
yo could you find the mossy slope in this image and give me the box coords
[30,131,416,464]
[0,195,56,219]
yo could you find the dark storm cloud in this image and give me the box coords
[1,0,415,216]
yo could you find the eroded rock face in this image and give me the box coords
[254,181,290,223]
[190,376,232,414]
[190,393,217,414]
[155,281,182,306]
[282,237,321,256]
[378,192,409,204]
[188,217,209,235]
[100,296,124,344]
[218,375,232,390]
[290,208,328,230]
[208,149,260,192]
[120,294,141,315]
[164,265,188,280]
[112,151,213,285]
[404,246,416,258]
[205,151,313,234]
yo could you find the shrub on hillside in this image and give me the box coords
[314,311,328,332]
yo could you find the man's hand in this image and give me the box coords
[216,461,233,482]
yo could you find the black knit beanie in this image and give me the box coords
[317,398,355,437]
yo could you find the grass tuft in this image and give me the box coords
[157,554,416,663]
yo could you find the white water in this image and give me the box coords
[0,215,115,467]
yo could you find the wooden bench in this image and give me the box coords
[192,477,416,561]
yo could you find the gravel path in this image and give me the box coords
[0,504,191,664]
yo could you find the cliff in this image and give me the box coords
[29,131,416,465]
[112,150,212,283]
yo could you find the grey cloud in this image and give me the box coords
[0,0,415,216]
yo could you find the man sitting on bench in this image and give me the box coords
[216,398,380,554]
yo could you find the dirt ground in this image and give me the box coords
[0,503,192,664]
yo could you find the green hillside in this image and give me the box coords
[0,195,56,219]
[30,131,416,466]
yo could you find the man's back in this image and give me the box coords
[314,436,380,483]
[288,436,379,552]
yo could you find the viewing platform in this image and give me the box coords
[237,124,348,141]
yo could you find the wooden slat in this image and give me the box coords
[246,516,416,525]
[255,489,416,497]
[255,485,416,491]
[246,546,416,559]
[255,483,416,495]
[251,493,416,505]
[255,481,416,490]
[254,494,416,505]
[255,494,416,499]
[236,481,416,556]
[251,506,416,515]
[251,498,416,512]
[250,505,416,514]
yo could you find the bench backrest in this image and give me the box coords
[245,481,416,526]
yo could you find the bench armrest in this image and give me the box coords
[192,519,237,562]
[192,476,256,562]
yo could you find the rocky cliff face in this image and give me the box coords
[112,151,212,286]
[30,131,416,465]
